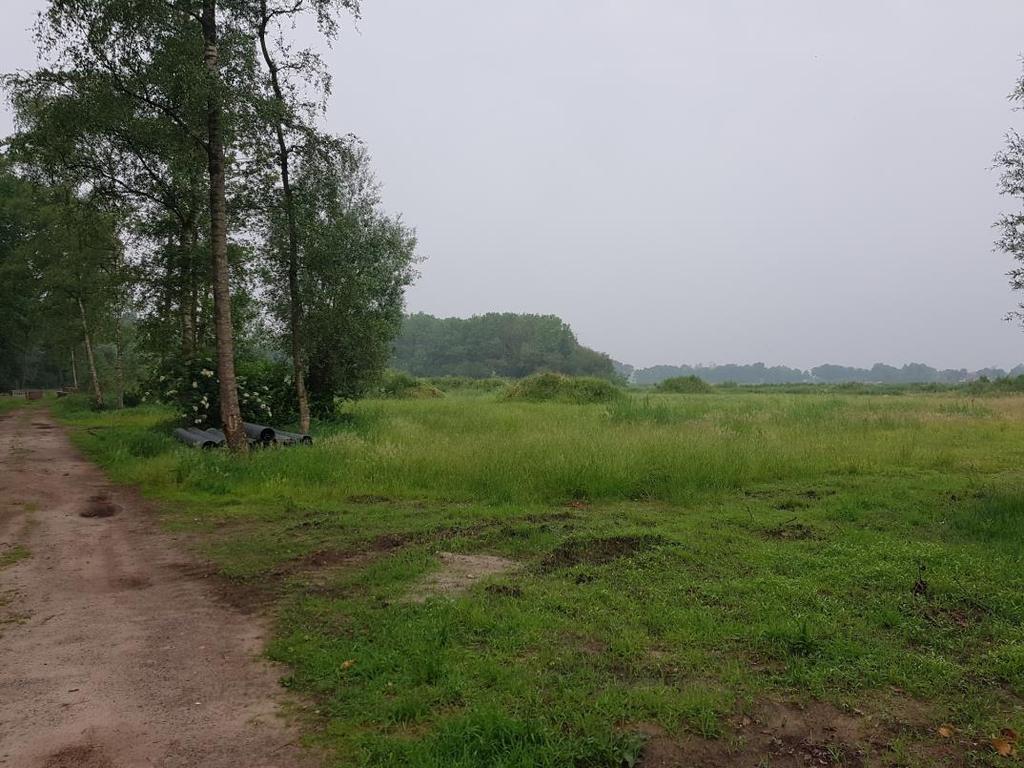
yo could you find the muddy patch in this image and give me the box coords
[80,493,120,519]
[404,552,518,603]
[346,494,395,504]
[44,744,115,768]
[117,575,153,590]
[276,533,413,579]
[542,534,665,570]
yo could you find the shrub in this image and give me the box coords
[965,375,1024,395]
[426,376,509,394]
[377,371,444,399]
[505,373,623,404]
[656,375,712,394]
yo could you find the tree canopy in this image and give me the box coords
[0,0,416,438]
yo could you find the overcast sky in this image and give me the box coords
[4,2,1024,370]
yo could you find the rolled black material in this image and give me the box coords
[174,428,218,449]
[243,422,276,443]
[197,427,226,446]
[173,424,310,448]
[273,429,313,446]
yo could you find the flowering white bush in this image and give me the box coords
[145,358,291,428]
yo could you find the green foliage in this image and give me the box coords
[0,161,125,392]
[996,62,1024,324]
[2,0,414,425]
[146,357,293,427]
[656,375,712,394]
[393,313,617,380]
[284,138,417,416]
[505,373,624,405]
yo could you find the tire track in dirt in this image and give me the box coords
[0,409,319,768]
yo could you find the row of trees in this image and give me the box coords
[0,0,417,450]
[392,313,617,380]
[629,362,1024,386]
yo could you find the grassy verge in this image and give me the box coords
[50,392,1024,766]
[0,397,28,418]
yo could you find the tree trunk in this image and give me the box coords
[187,226,199,355]
[114,313,126,409]
[180,223,196,359]
[202,0,247,452]
[71,347,79,390]
[257,2,311,432]
[78,297,103,408]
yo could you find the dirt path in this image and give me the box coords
[0,409,319,768]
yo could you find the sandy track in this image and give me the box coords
[0,409,319,768]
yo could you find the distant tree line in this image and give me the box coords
[629,362,1024,386]
[391,313,617,379]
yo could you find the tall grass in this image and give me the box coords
[54,392,1024,508]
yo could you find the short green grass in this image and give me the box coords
[0,396,27,418]
[50,391,1024,766]
[0,544,29,569]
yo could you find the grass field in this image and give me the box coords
[48,389,1024,766]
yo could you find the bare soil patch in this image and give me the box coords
[762,521,817,541]
[542,534,665,570]
[278,532,412,579]
[405,551,518,603]
[632,696,961,768]
[346,493,394,504]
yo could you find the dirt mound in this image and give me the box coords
[542,535,665,570]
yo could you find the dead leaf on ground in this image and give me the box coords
[992,737,1016,757]
[341,659,355,670]
[937,724,956,738]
